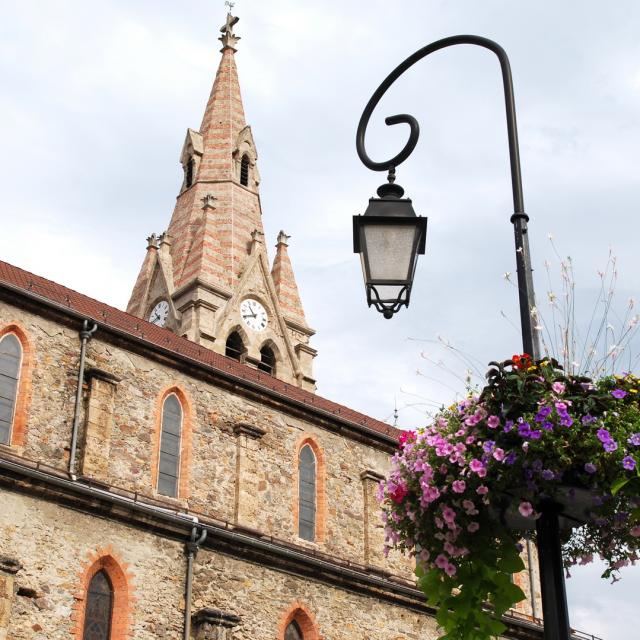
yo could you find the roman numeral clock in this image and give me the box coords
[240,298,268,332]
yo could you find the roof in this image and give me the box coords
[0,259,401,443]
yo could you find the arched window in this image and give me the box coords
[225,331,244,361]
[82,570,113,640]
[157,394,182,497]
[258,345,276,375]
[298,444,316,541]
[240,154,250,186]
[285,620,304,640]
[0,333,22,445]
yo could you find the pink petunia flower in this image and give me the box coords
[493,448,505,461]
[552,381,566,394]
[519,501,534,518]
[487,415,500,429]
[452,480,466,493]
[467,522,480,533]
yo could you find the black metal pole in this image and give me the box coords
[356,36,570,640]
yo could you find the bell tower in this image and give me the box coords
[127,12,316,391]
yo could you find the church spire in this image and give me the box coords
[126,11,317,392]
[272,231,307,326]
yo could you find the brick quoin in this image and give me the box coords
[150,385,194,500]
[0,322,32,447]
[72,546,136,640]
[292,434,326,543]
[277,602,320,640]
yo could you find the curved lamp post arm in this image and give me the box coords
[356,35,540,359]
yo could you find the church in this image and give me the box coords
[0,12,544,640]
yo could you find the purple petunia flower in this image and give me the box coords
[518,422,532,438]
[584,462,597,474]
[541,420,554,431]
[603,440,618,453]
[542,469,555,481]
[581,414,597,425]
[503,420,514,433]
[623,456,636,471]
[597,428,612,443]
[612,389,628,399]
[535,406,553,422]
[483,440,496,453]
[529,429,542,440]
[628,433,640,447]
[560,416,573,427]
[505,451,517,465]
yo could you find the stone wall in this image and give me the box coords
[0,302,411,579]
[0,491,185,639]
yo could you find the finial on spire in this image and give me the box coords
[219,4,240,52]
[276,230,291,246]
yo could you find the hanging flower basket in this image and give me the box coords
[379,356,640,640]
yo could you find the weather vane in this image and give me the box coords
[225,1,235,10]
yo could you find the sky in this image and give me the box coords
[0,1,639,637]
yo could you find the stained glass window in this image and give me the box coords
[0,334,21,445]
[82,570,113,640]
[298,444,316,541]
[158,394,182,497]
[285,620,304,640]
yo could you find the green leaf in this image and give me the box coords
[611,476,630,496]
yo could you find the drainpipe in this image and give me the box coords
[69,319,98,478]
[184,523,207,640]
[526,538,540,619]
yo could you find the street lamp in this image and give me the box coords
[353,176,427,318]
[354,36,571,640]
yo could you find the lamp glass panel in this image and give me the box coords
[362,224,417,281]
[370,284,407,303]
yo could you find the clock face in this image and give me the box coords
[149,300,170,327]
[240,298,268,332]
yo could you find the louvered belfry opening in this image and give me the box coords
[240,154,250,186]
[298,444,316,541]
[258,345,276,375]
[82,570,113,640]
[285,620,304,640]
[225,331,244,361]
[185,157,195,188]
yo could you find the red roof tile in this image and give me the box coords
[0,259,401,443]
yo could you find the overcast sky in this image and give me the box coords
[1,1,639,637]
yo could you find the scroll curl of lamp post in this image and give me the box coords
[353,36,572,640]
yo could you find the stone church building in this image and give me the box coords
[0,12,546,640]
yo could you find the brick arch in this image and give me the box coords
[72,546,135,640]
[0,323,33,447]
[150,385,193,499]
[278,602,320,640]
[293,434,326,543]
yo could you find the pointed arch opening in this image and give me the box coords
[278,603,319,640]
[74,550,133,640]
[240,153,250,186]
[258,344,276,375]
[157,393,183,497]
[293,436,326,543]
[151,386,193,499]
[0,333,21,446]
[83,570,113,639]
[225,331,245,361]
[0,325,31,447]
